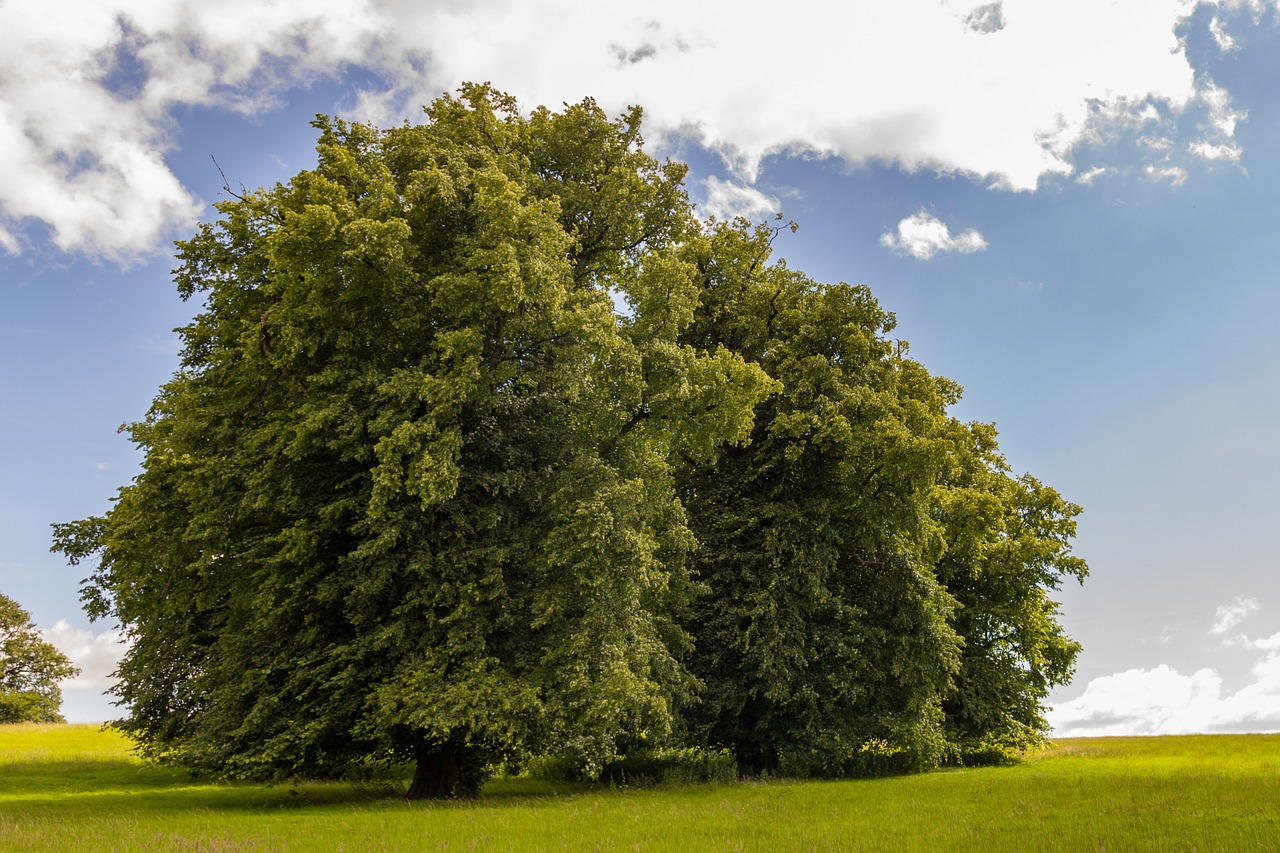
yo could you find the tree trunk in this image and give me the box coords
[405,741,462,800]
[738,744,780,777]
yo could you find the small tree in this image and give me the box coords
[0,593,79,723]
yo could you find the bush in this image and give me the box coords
[527,746,738,787]
[946,738,1026,768]
[780,738,939,779]
[777,722,954,780]
[844,738,932,777]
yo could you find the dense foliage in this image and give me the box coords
[53,85,1085,797]
[675,226,1085,772]
[0,593,79,723]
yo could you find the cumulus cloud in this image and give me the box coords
[1050,597,1280,737]
[700,177,780,222]
[41,620,130,689]
[0,0,1262,259]
[1048,656,1280,737]
[1049,665,1227,736]
[880,211,988,259]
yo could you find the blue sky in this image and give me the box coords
[6,0,1280,732]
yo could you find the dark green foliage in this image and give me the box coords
[598,746,738,787]
[52,85,1085,795]
[52,85,771,797]
[0,593,79,723]
[933,461,1087,752]
[674,221,1086,774]
[528,745,738,787]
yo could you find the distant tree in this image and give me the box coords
[52,85,772,798]
[0,593,79,723]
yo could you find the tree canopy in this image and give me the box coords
[0,593,79,723]
[53,85,1085,798]
[674,224,1085,773]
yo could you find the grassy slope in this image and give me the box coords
[1,724,1277,851]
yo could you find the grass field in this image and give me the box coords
[1,724,1277,851]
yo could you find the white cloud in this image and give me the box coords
[1049,655,1280,737]
[963,2,1008,34]
[0,0,1262,259]
[1049,664,1226,736]
[1189,141,1242,161]
[1248,630,1280,651]
[1146,163,1189,185]
[700,177,780,222]
[1201,82,1246,137]
[1212,595,1261,635]
[880,211,988,260]
[41,620,130,689]
[0,226,20,255]
[1185,80,1248,166]
[1205,0,1271,24]
[1209,15,1238,50]
[1075,166,1110,185]
[1050,597,1280,737]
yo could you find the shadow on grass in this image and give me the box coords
[0,757,599,817]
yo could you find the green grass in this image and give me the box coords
[2,724,1278,851]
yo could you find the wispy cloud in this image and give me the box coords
[1075,166,1110,185]
[1212,595,1261,636]
[880,211,987,260]
[1146,164,1189,186]
[1209,15,1237,51]
[1189,141,1243,162]
[699,177,779,222]
[1188,81,1247,164]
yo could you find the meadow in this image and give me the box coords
[1,723,1276,851]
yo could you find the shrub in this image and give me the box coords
[527,746,737,787]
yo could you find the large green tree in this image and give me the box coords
[53,86,771,798]
[674,220,1085,773]
[0,593,79,723]
[53,85,1086,795]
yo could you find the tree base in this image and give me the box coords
[405,742,466,800]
